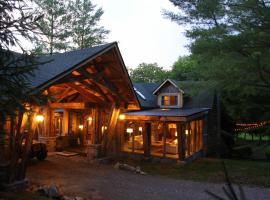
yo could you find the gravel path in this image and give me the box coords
[27,154,270,200]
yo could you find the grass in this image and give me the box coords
[0,191,49,200]
[119,157,270,187]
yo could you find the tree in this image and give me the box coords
[129,63,169,83]
[68,0,109,49]
[33,0,69,54]
[165,0,270,122]
[0,0,44,187]
[170,56,201,81]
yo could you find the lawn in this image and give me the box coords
[120,157,270,187]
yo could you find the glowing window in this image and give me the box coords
[161,95,178,106]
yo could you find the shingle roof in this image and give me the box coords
[132,81,215,110]
[133,82,160,109]
[30,42,115,89]
[125,107,210,117]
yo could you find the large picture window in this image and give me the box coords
[161,95,178,106]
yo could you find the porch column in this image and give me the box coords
[93,106,102,144]
[62,109,69,135]
[163,122,167,158]
[177,122,186,160]
[143,122,151,157]
[43,107,52,137]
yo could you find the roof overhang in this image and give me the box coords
[32,42,140,109]
[123,108,210,122]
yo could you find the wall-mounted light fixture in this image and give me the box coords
[102,126,107,133]
[185,129,189,135]
[138,127,143,132]
[126,128,133,134]
[35,114,44,122]
[78,125,84,130]
[119,114,125,120]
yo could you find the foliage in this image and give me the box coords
[170,56,201,81]
[165,0,270,122]
[264,146,270,160]
[33,0,109,53]
[0,0,45,186]
[205,162,247,200]
[129,63,169,83]
[33,0,69,54]
[68,0,109,49]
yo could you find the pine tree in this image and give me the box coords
[68,0,109,49]
[33,0,70,54]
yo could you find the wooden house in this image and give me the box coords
[17,42,219,162]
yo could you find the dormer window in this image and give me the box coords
[161,95,178,106]
[152,79,184,108]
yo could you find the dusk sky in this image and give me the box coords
[93,0,189,69]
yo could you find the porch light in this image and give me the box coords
[35,114,44,122]
[87,116,93,124]
[102,126,107,133]
[78,125,84,130]
[126,128,133,134]
[138,127,143,132]
[119,114,125,120]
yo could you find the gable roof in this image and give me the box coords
[152,79,184,95]
[30,42,115,89]
[132,81,215,110]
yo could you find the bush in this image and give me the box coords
[233,145,252,159]
[264,147,270,160]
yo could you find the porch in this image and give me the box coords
[30,43,140,155]
[119,108,209,162]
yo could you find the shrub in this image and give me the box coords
[264,147,270,160]
[233,145,252,159]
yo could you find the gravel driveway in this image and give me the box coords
[27,154,270,200]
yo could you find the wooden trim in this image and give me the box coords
[152,79,184,95]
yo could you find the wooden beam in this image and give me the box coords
[160,116,186,122]
[65,83,104,103]
[54,72,104,85]
[80,81,109,102]
[49,102,89,109]
[124,115,160,121]
[84,80,112,102]
[77,68,120,98]
[105,105,120,154]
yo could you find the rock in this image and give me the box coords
[74,196,84,200]
[114,162,147,175]
[47,184,60,198]
[37,186,48,196]
[62,196,72,200]
[37,184,61,199]
[114,162,120,169]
